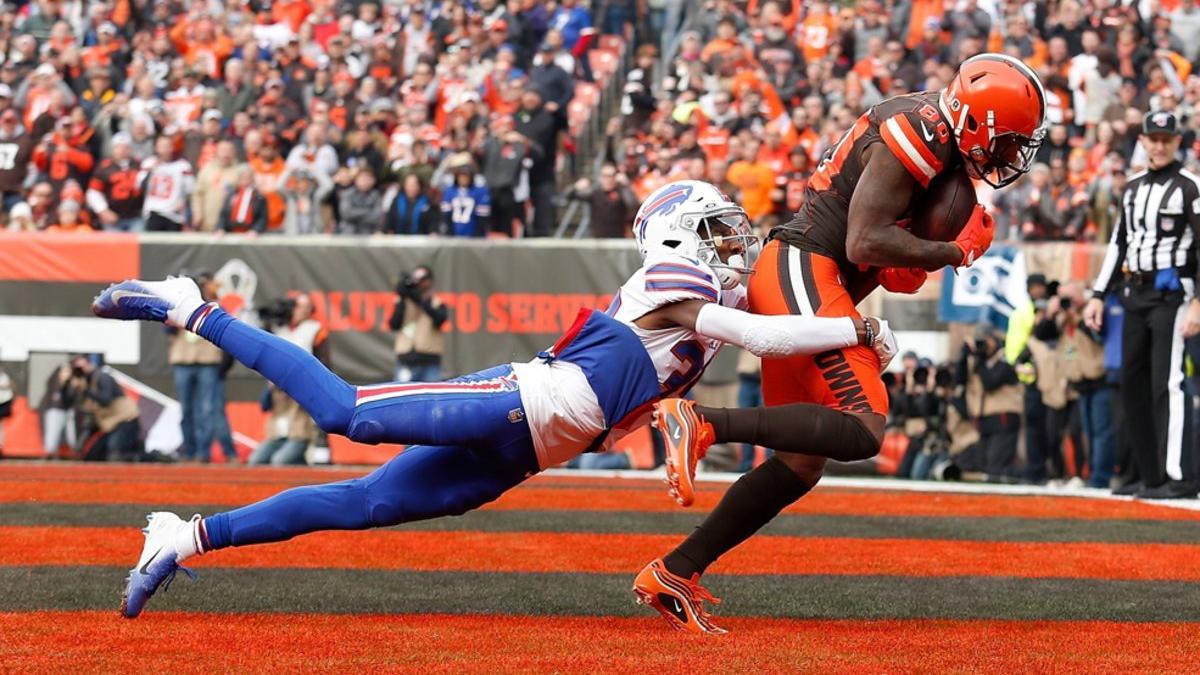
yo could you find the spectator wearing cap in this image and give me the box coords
[192,140,245,232]
[336,167,384,234]
[44,200,91,233]
[79,67,118,121]
[215,59,255,119]
[32,118,95,199]
[530,39,575,113]
[515,85,565,237]
[6,202,36,231]
[0,106,33,210]
[15,64,76,131]
[441,158,491,237]
[217,165,269,234]
[184,109,226,171]
[87,132,145,232]
[246,131,288,230]
[279,164,334,235]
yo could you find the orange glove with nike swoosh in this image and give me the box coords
[877,267,928,294]
[953,204,994,267]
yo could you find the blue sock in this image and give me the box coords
[187,304,355,434]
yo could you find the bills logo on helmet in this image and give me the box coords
[635,184,694,240]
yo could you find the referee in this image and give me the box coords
[1083,110,1200,499]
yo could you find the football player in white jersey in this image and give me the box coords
[92,180,898,619]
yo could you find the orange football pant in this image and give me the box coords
[747,240,888,416]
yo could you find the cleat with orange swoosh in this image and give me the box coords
[654,398,714,507]
[632,558,726,634]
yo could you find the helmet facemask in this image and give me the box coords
[694,206,760,289]
[964,126,1045,188]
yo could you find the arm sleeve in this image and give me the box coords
[388,298,406,331]
[88,373,120,406]
[86,187,110,215]
[693,302,858,358]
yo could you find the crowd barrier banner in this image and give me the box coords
[0,232,1112,383]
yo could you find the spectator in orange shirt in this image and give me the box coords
[169,11,234,80]
[756,127,790,174]
[702,17,741,65]
[798,1,836,63]
[247,132,288,230]
[273,0,313,33]
[726,138,776,223]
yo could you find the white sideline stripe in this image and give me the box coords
[0,316,140,364]
[540,468,1200,513]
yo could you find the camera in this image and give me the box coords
[257,297,297,328]
[396,274,419,296]
[973,338,989,354]
[1059,297,1072,311]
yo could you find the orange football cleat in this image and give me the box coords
[632,558,726,635]
[654,398,714,507]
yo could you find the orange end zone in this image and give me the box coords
[6,527,1200,581]
[3,476,1199,522]
[1,612,1197,674]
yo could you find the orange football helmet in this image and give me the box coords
[939,54,1047,188]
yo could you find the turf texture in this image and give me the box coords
[1,463,1198,673]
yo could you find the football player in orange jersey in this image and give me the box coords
[636,54,1048,634]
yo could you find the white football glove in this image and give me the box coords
[870,318,898,371]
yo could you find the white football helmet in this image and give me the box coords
[632,180,760,289]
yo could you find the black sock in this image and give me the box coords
[695,403,879,463]
[663,456,812,578]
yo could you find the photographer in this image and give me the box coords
[1017,288,1085,486]
[168,271,227,463]
[249,294,328,466]
[68,354,142,462]
[388,266,450,383]
[1058,283,1113,488]
[957,330,1023,482]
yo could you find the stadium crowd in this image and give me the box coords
[0,0,625,237]
[3,0,1200,241]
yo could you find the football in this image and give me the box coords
[908,169,978,243]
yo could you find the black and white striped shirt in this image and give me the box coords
[1093,161,1200,296]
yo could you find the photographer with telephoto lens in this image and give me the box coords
[388,266,450,383]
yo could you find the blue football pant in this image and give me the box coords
[191,306,540,550]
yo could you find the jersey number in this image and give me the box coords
[662,339,706,395]
[149,175,175,200]
[0,144,17,170]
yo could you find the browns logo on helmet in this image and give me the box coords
[939,54,1047,188]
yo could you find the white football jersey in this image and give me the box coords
[512,252,747,469]
[141,159,196,224]
[606,252,747,397]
